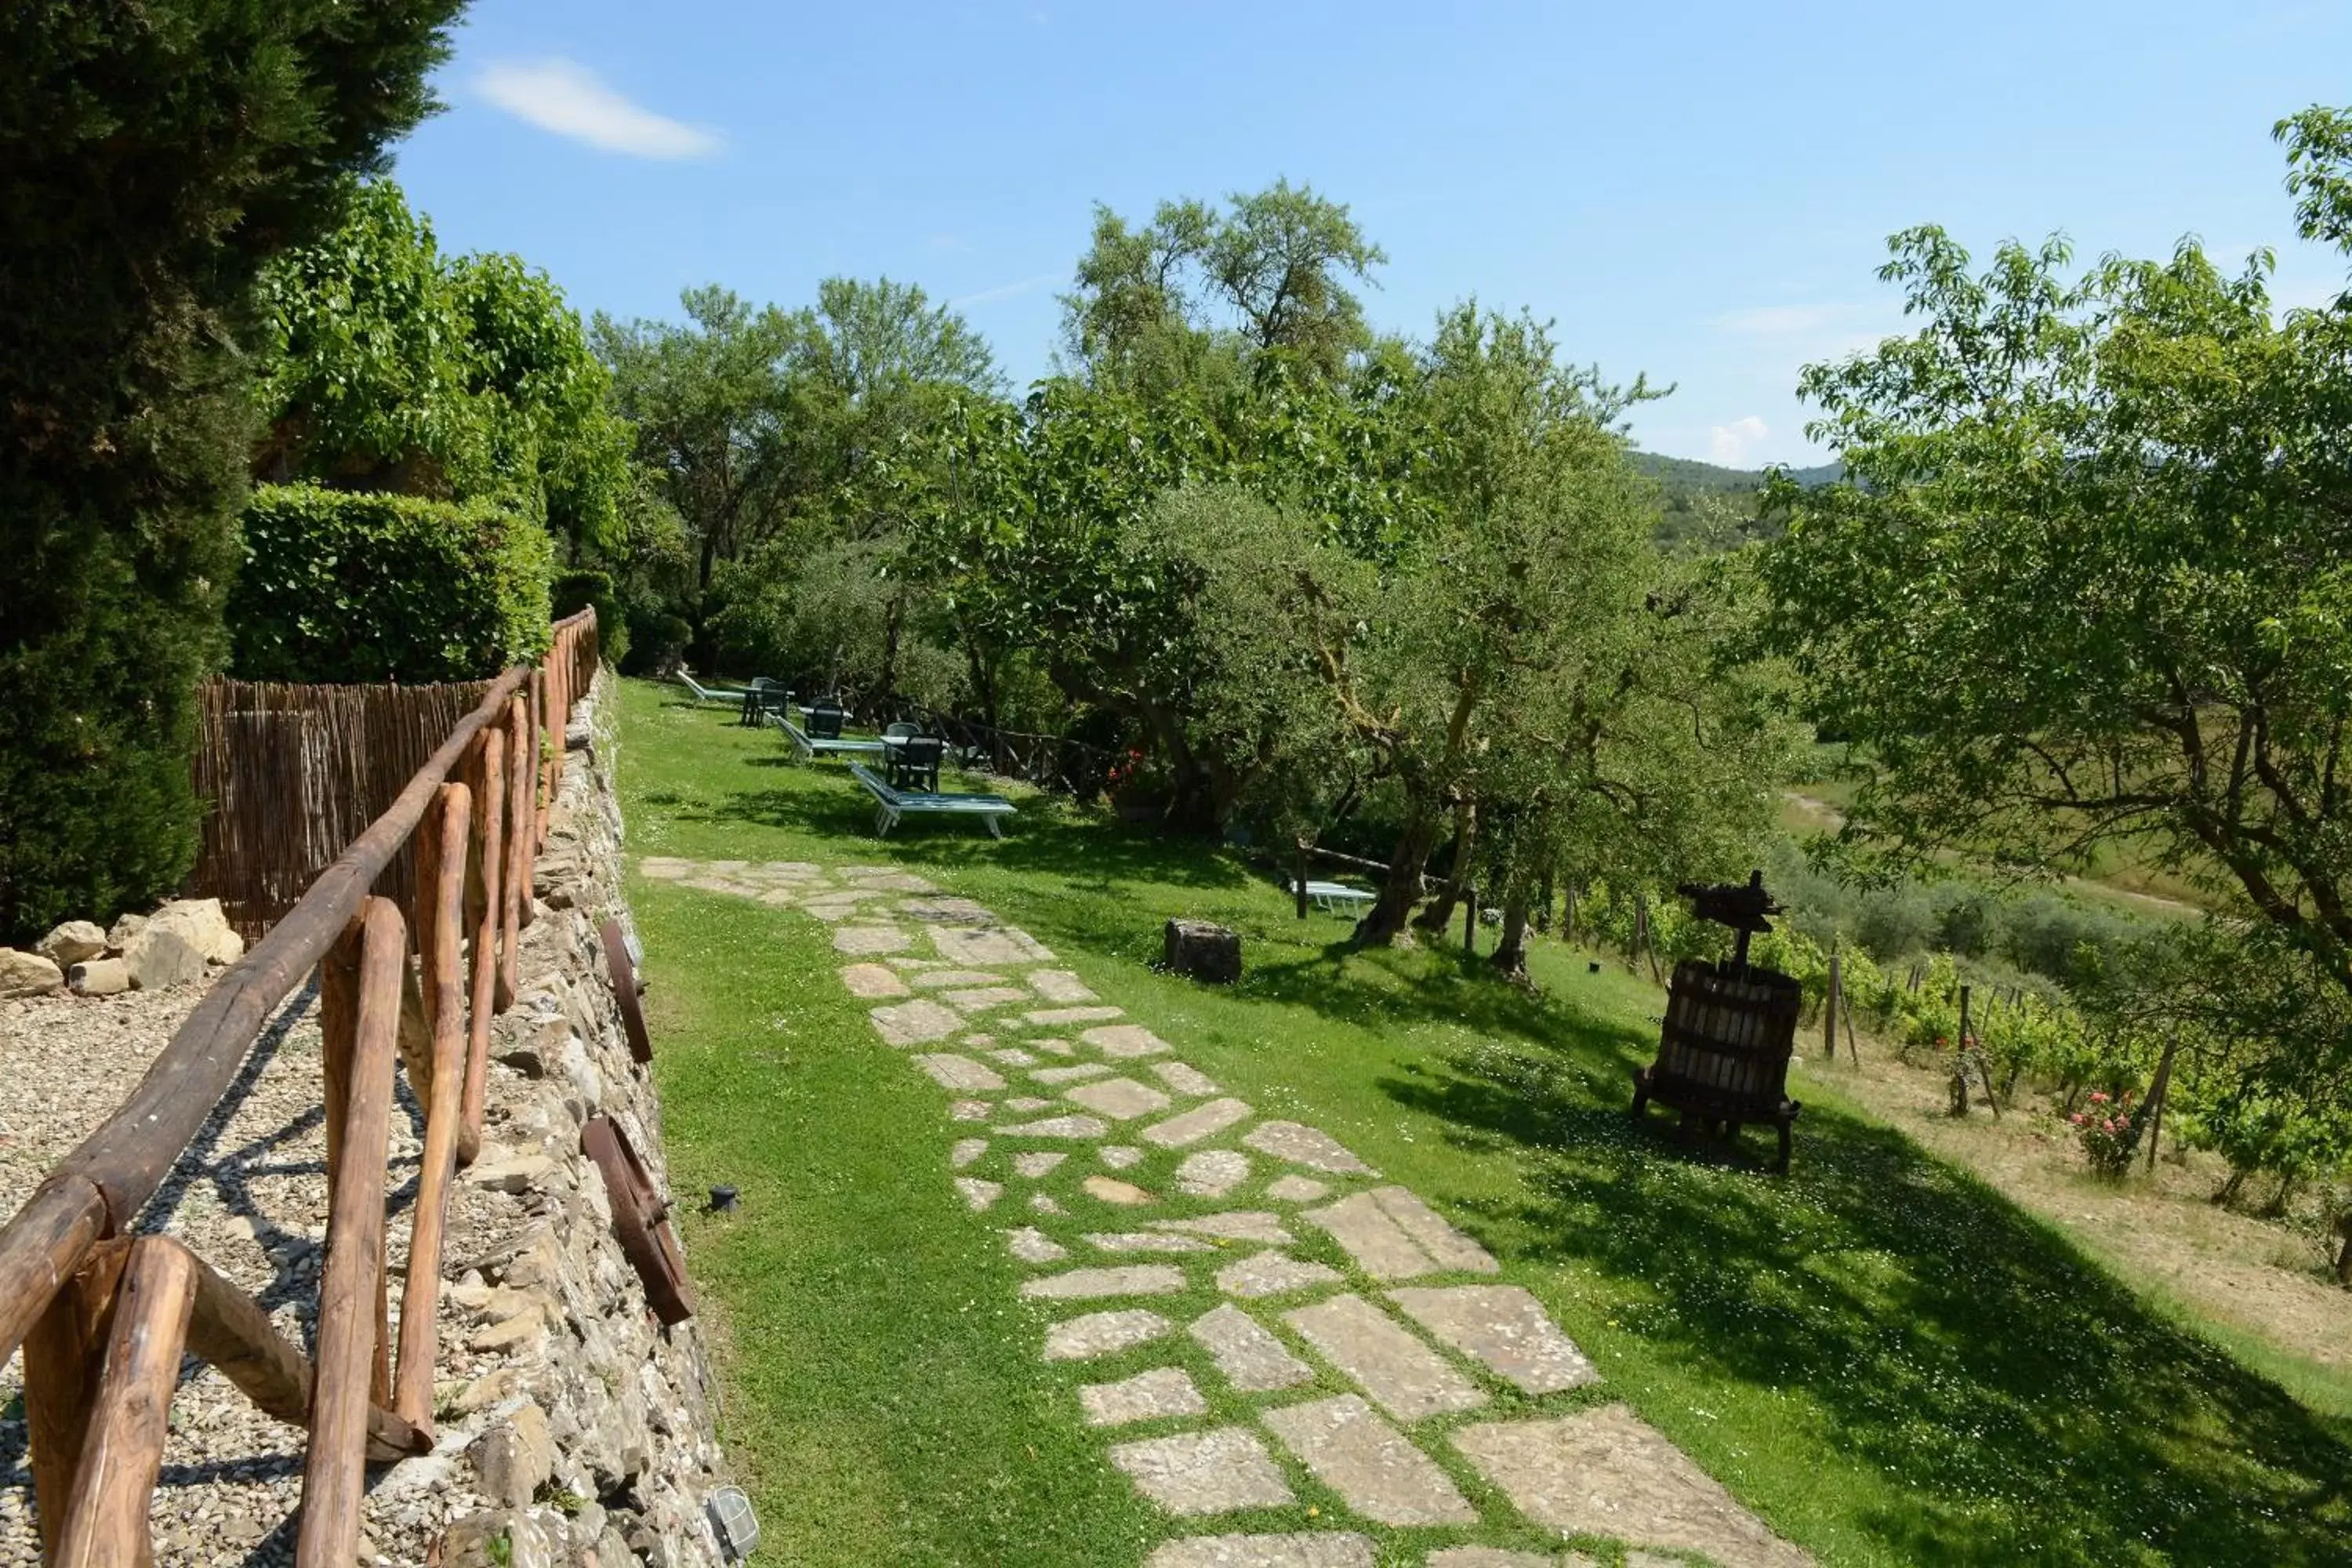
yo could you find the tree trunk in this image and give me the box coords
[1489,895,1533,980]
[1415,800,1477,934]
[2333,1215,2351,1288]
[877,590,905,717]
[1355,810,1440,946]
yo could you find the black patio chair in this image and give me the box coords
[808,700,848,740]
[888,735,945,794]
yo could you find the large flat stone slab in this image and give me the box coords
[1083,1175,1156,1206]
[833,924,911,955]
[902,895,999,924]
[869,998,965,1045]
[954,1177,1003,1211]
[1451,1406,1816,1568]
[1033,1063,1113,1085]
[1189,1305,1314,1393]
[1243,1121,1374,1175]
[1028,968,1098,1002]
[1176,1149,1250,1197]
[1142,1098,1254,1148]
[1282,1294,1486,1422]
[1082,1022,1171,1057]
[935,925,1052,966]
[1265,1174,1330,1203]
[835,869,938,893]
[1301,1192,1439,1280]
[1032,1005,1129,1027]
[1389,1286,1598,1395]
[1217,1250,1345,1300]
[941,985,1032,1011]
[911,1053,1006,1092]
[1087,1231,1214,1254]
[1153,1211,1294,1245]
[838,962,909,998]
[1153,1061,1221,1097]
[1082,1367,1210,1427]
[1006,1227,1068,1264]
[996,1114,1109,1139]
[1367,1186,1498,1274]
[1021,1265,1187,1301]
[1260,1394,1477,1526]
[1044,1309,1174,1361]
[1013,1151,1067,1178]
[1110,1428,1294,1515]
[1144,1535,1374,1568]
[950,1138,987,1168]
[1066,1076,1174,1120]
[911,967,1012,989]
[1425,1552,1566,1568]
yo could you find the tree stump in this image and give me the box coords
[1164,919,1241,984]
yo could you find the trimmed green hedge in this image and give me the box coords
[229,484,552,683]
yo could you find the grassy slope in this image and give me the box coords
[617,680,2352,1568]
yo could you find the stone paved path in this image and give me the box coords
[639,856,1814,1568]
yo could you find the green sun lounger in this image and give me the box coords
[849,763,1015,838]
[779,717,887,763]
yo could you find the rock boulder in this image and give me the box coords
[0,948,65,998]
[35,920,107,967]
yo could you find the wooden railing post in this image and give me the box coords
[462,730,505,1156]
[394,782,470,1432]
[22,1240,126,1567]
[51,1236,195,1568]
[296,898,403,1568]
[502,695,530,984]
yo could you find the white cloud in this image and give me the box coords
[1709,416,1769,466]
[949,272,1060,308]
[1714,303,1851,336]
[477,58,721,160]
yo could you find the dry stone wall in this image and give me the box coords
[408,670,733,1568]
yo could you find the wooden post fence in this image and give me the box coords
[0,608,600,1566]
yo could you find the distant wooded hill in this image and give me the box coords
[1628,451,1842,550]
[1630,452,1842,495]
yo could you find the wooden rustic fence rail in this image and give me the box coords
[0,608,598,1567]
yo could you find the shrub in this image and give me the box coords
[2069,1090,2142,1177]
[551,568,629,671]
[229,484,551,684]
[0,2,463,942]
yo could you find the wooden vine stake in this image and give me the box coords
[1824,948,1842,1065]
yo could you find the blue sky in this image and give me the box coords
[394,1,2352,467]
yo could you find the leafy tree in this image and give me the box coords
[594,287,811,650]
[1063,180,1385,390]
[1760,107,2352,1000]
[1282,304,1665,944]
[253,180,631,552]
[0,0,464,940]
[597,278,997,667]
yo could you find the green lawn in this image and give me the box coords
[618,679,2352,1567]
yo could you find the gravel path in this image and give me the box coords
[0,974,479,1566]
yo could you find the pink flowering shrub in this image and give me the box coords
[2069,1090,2140,1176]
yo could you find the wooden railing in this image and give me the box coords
[0,608,599,1568]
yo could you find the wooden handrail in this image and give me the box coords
[0,607,597,1558]
[0,662,531,1365]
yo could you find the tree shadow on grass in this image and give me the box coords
[1378,1037,2352,1566]
[681,765,1258,896]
